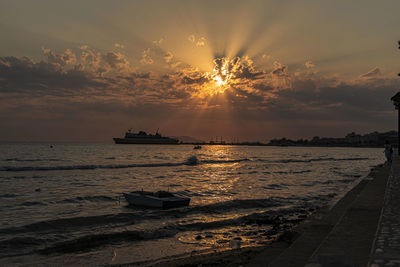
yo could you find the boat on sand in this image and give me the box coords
[123,191,190,208]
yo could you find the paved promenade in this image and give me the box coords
[370,152,400,266]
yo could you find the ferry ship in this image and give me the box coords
[113,129,179,144]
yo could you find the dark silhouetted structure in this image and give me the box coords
[391,92,400,155]
[268,131,397,147]
[113,129,179,144]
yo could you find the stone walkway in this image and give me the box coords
[370,152,400,266]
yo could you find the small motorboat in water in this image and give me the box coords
[193,145,202,149]
[123,191,190,208]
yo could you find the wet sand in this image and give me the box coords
[122,163,389,267]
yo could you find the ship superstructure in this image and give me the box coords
[113,129,179,144]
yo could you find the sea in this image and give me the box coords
[0,143,384,266]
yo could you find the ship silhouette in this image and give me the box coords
[113,129,179,144]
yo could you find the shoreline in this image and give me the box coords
[110,162,388,267]
[181,143,386,148]
[0,141,386,148]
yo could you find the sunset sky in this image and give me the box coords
[1,0,399,142]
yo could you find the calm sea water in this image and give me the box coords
[0,143,384,265]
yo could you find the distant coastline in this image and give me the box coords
[181,130,398,148]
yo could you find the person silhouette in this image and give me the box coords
[384,140,393,164]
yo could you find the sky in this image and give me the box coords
[0,0,399,142]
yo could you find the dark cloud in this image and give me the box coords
[164,51,173,63]
[182,76,209,85]
[212,56,265,82]
[42,47,76,68]
[360,67,381,78]
[268,77,399,123]
[252,83,274,92]
[0,56,102,95]
[103,51,129,69]
[271,61,288,76]
[0,47,399,141]
[140,48,153,65]
[305,61,315,68]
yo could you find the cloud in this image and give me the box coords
[170,61,182,68]
[164,51,173,63]
[1,47,399,142]
[181,74,209,85]
[262,54,270,61]
[42,47,77,69]
[79,48,102,72]
[114,43,124,49]
[272,61,288,76]
[140,48,153,65]
[270,77,398,124]
[0,47,137,97]
[103,51,129,70]
[219,56,264,81]
[188,35,206,47]
[0,55,103,95]
[305,61,315,68]
[360,67,381,78]
[152,37,164,45]
[196,37,206,47]
[188,35,195,43]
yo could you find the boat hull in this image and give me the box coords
[113,138,179,144]
[123,192,190,209]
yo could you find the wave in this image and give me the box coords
[0,197,286,236]
[2,206,303,257]
[0,236,45,258]
[0,156,249,172]
[0,193,337,257]
[20,201,46,207]
[57,195,115,204]
[277,157,370,163]
[37,206,310,255]
[0,213,137,236]
[255,157,369,164]
[273,170,311,174]
[0,156,365,172]
[38,228,179,254]
[262,184,288,190]
[5,195,117,209]
[0,193,18,199]
[301,177,357,187]
[184,156,199,165]
[202,158,249,164]
[333,170,362,178]
[2,158,63,162]
[0,163,181,172]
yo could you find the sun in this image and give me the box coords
[214,75,227,87]
[210,57,233,90]
[195,57,239,97]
